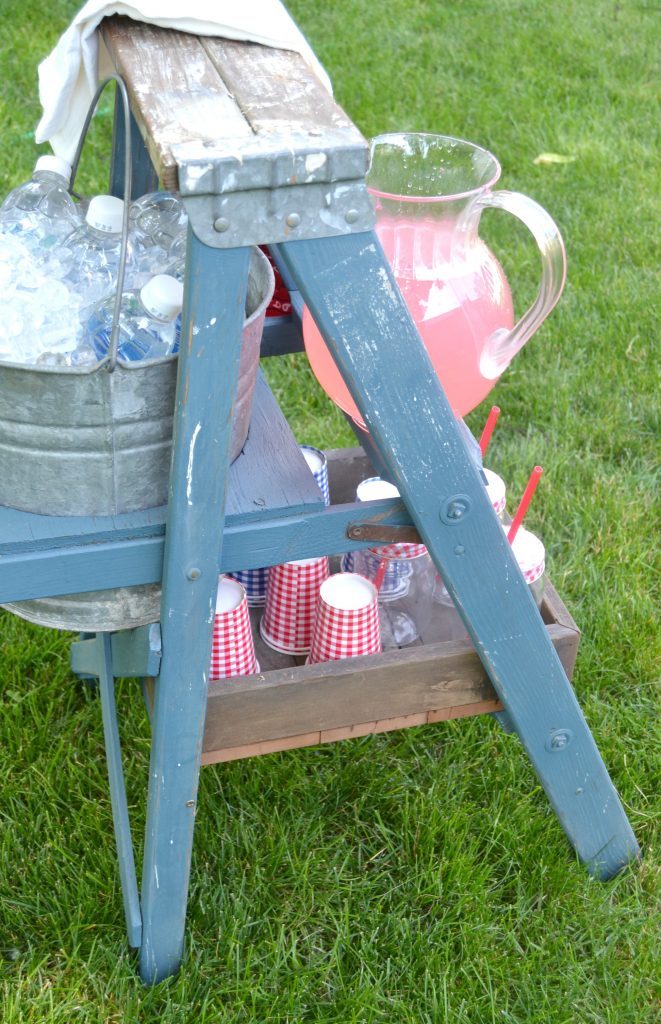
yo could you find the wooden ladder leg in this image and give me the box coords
[278,231,640,880]
[70,632,144,945]
[138,231,251,984]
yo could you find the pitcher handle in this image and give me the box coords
[472,189,567,379]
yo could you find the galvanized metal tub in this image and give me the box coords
[1,246,274,631]
[0,246,274,516]
[4,584,164,634]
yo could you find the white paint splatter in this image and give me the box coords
[185,162,214,182]
[305,152,327,177]
[209,317,217,326]
[154,866,160,889]
[186,423,201,505]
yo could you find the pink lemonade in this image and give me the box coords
[302,217,515,426]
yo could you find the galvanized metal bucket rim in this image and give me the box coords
[0,246,274,375]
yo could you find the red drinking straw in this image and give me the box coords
[373,557,389,593]
[479,406,501,458]
[508,466,543,544]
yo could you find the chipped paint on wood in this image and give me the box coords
[186,423,201,506]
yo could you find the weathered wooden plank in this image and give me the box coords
[101,17,251,191]
[202,702,505,765]
[547,599,580,677]
[201,616,578,757]
[228,371,324,523]
[428,699,503,723]
[202,641,499,753]
[201,38,359,144]
[542,579,580,634]
[202,731,322,765]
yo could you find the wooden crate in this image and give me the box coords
[200,449,580,765]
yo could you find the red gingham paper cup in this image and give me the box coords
[300,445,330,506]
[505,525,545,584]
[367,541,427,560]
[483,467,507,517]
[307,572,382,664]
[260,556,330,654]
[210,576,259,680]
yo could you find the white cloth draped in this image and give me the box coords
[36,0,331,163]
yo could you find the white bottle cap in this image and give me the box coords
[483,467,507,515]
[504,525,546,584]
[35,154,72,182]
[86,195,125,234]
[140,274,184,321]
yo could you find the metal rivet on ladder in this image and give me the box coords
[186,568,201,581]
[213,217,230,233]
[286,212,301,228]
[440,495,472,525]
[345,208,360,224]
[546,729,573,752]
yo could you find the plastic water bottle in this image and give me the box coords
[129,191,187,285]
[85,273,184,363]
[0,156,81,258]
[64,195,132,316]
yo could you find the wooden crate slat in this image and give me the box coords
[202,701,504,765]
[201,616,578,761]
[203,640,498,754]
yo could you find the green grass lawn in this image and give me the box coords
[0,1,658,1020]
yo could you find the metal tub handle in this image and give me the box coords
[69,73,133,373]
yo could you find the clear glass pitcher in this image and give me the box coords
[303,132,566,425]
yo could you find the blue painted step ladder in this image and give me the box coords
[0,17,639,983]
